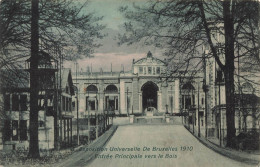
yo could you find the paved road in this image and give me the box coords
[88,125,253,167]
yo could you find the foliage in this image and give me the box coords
[118,0,259,147]
[118,0,259,75]
[0,0,105,69]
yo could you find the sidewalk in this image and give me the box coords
[56,125,118,167]
[184,126,260,165]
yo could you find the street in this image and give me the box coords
[87,125,253,167]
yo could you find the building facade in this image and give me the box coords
[73,51,208,124]
[73,50,260,147]
[1,52,75,151]
[73,51,191,117]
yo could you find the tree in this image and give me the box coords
[0,0,105,67]
[0,0,105,158]
[118,0,259,147]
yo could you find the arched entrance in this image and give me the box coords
[141,81,159,113]
[104,85,118,113]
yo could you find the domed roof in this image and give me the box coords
[133,51,166,65]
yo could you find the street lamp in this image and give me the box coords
[192,87,195,134]
[216,70,224,147]
[127,87,129,116]
[197,83,200,137]
[203,79,209,138]
[202,46,209,138]
[74,62,79,146]
[87,91,90,144]
[170,85,173,115]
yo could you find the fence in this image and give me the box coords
[72,113,114,146]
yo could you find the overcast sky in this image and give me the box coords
[65,0,164,72]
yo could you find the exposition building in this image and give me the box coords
[73,50,260,147]
[73,51,185,117]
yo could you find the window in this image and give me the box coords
[86,98,96,111]
[156,67,160,74]
[105,96,118,111]
[20,120,27,140]
[115,97,118,110]
[86,97,89,110]
[12,120,18,141]
[182,95,195,109]
[66,97,69,111]
[65,85,69,93]
[4,120,27,141]
[148,67,152,74]
[153,67,155,75]
[90,100,95,110]
[12,95,19,111]
[3,120,11,141]
[201,98,204,105]
[169,96,173,112]
[105,85,118,92]
[144,67,146,74]
[139,67,143,74]
[62,96,65,111]
[20,95,27,111]
[72,101,75,111]
[185,96,192,108]
[38,120,45,127]
[4,94,10,111]
[86,85,98,93]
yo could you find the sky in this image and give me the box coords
[64,0,163,72]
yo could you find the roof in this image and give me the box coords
[133,51,166,65]
[1,68,74,95]
[0,69,29,92]
[57,68,75,95]
[26,50,57,63]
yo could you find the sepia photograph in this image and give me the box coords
[0,0,259,166]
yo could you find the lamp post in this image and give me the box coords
[203,79,209,138]
[87,92,90,144]
[216,70,223,147]
[202,48,209,138]
[127,87,129,116]
[219,78,221,147]
[171,85,173,115]
[75,62,79,146]
[198,83,200,137]
[192,88,195,134]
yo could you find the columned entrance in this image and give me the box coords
[141,81,159,114]
[104,85,118,114]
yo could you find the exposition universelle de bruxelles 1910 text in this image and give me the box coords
[79,146,193,159]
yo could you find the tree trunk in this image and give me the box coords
[28,0,40,158]
[223,0,236,148]
[224,70,236,147]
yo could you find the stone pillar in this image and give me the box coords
[70,119,72,146]
[99,92,103,113]
[139,92,142,114]
[196,83,200,127]
[129,115,134,123]
[165,114,170,123]
[120,80,126,114]
[132,77,139,113]
[157,91,162,112]
[174,79,180,113]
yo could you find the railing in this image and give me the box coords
[73,113,113,146]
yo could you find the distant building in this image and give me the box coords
[73,51,189,117]
[73,50,260,146]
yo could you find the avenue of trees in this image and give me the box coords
[0,0,105,158]
[118,0,259,148]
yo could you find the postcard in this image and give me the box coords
[0,0,259,167]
